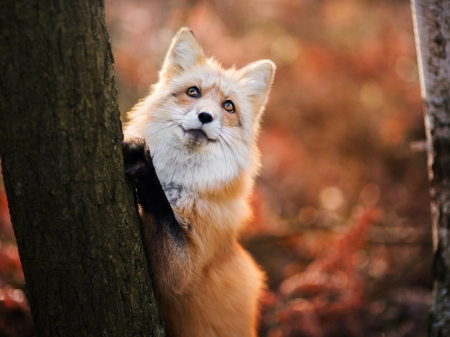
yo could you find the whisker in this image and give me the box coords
[221,132,242,157]
[147,120,180,138]
[222,129,247,147]
[217,137,228,171]
[219,134,240,167]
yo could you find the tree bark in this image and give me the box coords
[0,1,164,336]
[410,0,450,335]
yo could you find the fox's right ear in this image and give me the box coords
[159,28,206,79]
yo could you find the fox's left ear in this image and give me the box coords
[159,27,206,80]
[238,60,276,117]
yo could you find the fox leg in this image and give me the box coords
[122,139,192,293]
[122,138,183,242]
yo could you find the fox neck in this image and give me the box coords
[148,134,254,202]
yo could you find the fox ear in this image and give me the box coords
[159,28,206,79]
[238,60,276,117]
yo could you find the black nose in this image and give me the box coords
[198,112,213,124]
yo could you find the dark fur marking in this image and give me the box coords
[122,138,184,243]
[162,182,183,206]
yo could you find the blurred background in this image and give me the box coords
[0,0,432,336]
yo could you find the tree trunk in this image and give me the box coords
[410,0,450,335]
[0,1,164,336]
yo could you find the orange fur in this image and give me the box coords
[125,28,275,337]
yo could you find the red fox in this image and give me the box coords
[122,27,275,337]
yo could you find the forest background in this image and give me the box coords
[0,0,432,336]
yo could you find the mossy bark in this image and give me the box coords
[0,0,164,336]
[411,0,450,335]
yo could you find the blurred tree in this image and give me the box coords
[411,0,450,335]
[0,0,163,336]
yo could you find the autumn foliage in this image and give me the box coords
[0,0,432,336]
[0,191,33,337]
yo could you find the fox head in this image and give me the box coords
[126,28,275,193]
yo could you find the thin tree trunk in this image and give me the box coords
[0,1,164,336]
[411,0,450,335]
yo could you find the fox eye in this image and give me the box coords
[186,86,200,98]
[222,100,235,113]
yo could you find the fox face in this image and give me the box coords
[170,83,240,146]
[126,28,275,193]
